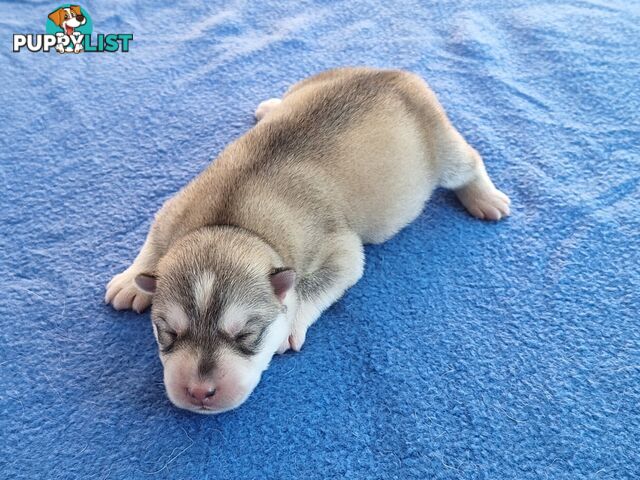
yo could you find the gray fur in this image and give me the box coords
[105,67,511,413]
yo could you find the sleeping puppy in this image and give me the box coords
[105,68,510,414]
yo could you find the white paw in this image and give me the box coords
[74,43,83,53]
[56,44,65,54]
[254,98,282,122]
[276,336,291,355]
[275,328,307,355]
[275,300,319,354]
[457,186,511,221]
[105,267,152,313]
[288,327,307,352]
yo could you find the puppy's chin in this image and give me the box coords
[164,370,260,415]
[166,390,253,415]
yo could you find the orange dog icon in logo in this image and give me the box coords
[48,5,87,53]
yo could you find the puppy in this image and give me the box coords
[105,68,510,414]
[48,6,86,53]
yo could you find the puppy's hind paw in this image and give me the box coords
[254,98,282,122]
[456,185,511,221]
[105,268,152,313]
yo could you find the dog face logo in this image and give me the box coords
[46,4,91,53]
[48,6,86,36]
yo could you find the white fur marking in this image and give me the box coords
[219,303,251,336]
[193,270,216,313]
[165,303,190,333]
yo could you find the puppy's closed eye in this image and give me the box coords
[235,330,259,343]
[153,318,178,352]
[234,328,266,355]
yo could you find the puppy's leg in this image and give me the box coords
[105,196,181,312]
[104,233,157,313]
[278,232,364,353]
[254,98,282,122]
[438,129,511,221]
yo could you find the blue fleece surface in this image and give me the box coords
[1,0,639,478]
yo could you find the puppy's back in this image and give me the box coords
[167,68,449,264]
[243,68,446,243]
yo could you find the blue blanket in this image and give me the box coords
[1,1,638,478]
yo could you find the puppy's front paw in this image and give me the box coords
[105,268,151,313]
[275,329,308,355]
[457,186,511,221]
[74,43,83,53]
[288,328,307,352]
[276,336,291,355]
[254,98,282,122]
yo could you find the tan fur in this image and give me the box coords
[105,67,511,413]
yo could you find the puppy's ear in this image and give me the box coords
[48,8,65,27]
[270,268,295,303]
[135,273,157,294]
[70,5,82,16]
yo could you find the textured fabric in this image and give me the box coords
[1,1,639,479]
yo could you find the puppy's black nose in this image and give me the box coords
[76,14,85,22]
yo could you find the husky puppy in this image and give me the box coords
[105,68,510,414]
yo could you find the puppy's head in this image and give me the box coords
[48,6,86,35]
[136,227,295,414]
